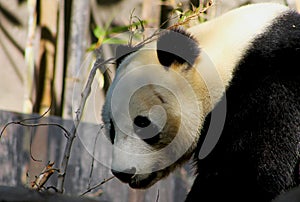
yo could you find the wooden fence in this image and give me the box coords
[0,110,194,202]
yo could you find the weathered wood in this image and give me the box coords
[0,110,194,202]
[0,186,100,202]
[62,0,91,119]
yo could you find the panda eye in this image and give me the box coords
[109,119,115,144]
[134,116,151,128]
[133,116,160,145]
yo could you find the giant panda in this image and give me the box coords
[101,2,300,202]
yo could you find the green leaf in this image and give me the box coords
[93,26,106,38]
[103,38,127,45]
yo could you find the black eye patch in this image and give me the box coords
[134,115,151,128]
[133,116,161,145]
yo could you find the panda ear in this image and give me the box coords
[157,28,200,67]
[115,45,140,67]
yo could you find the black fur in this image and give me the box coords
[115,44,142,67]
[156,28,200,67]
[186,11,300,202]
[273,186,300,202]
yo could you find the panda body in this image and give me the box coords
[102,3,300,202]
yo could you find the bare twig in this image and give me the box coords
[0,108,69,165]
[56,57,114,193]
[168,0,214,29]
[21,104,51,122]
[80,176,115,196]
[128,10,147,46]
[29,133,43,162]
[0,121,71,140]
[129,1,215,49]
[87,125,104,190]
[0,106,70,140]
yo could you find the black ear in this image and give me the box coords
[157,28,200,67]
[115,45,140,67]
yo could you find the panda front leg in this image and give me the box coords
[186,82,300,202]
[186,136,299,202]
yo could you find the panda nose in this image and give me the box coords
[111,167,136,183]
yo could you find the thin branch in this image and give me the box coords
[56,57,114,193]
[21,105,52,122]
[80,176,115,196]
[128,8,136,46]
[5,103,52,136]
[0,121,70,140]
[30,131,43,162]
[87,125,104,190]
[167,0,214,29]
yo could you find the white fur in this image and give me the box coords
[188,2,288,109]
[103,44,202,173]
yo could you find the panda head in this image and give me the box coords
[102,29,211,188]
[100,2,294,189]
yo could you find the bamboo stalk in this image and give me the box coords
[57,0,91,192]
[53,0,66,116]
[62,0,91,119]
[39,0,58,114]
[24,0,37,114]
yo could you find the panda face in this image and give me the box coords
[102,30,206,188]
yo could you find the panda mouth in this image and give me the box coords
[128,172,158,189]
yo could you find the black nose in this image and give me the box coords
[111,167,136,183]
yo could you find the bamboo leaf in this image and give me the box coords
[93,26,106,38]
[103,38,127,45]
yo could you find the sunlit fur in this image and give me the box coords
[102,42,204,188]
[102,3,290,189]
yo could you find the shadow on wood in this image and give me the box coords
[0,185,102,202]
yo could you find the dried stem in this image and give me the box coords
[56,57,114,193]
[168,0,214,29]
[80,176,115,196]
[87,126,104,190]
[30,133,43,162]
[0,121,70,140]
[0,107,69,140]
